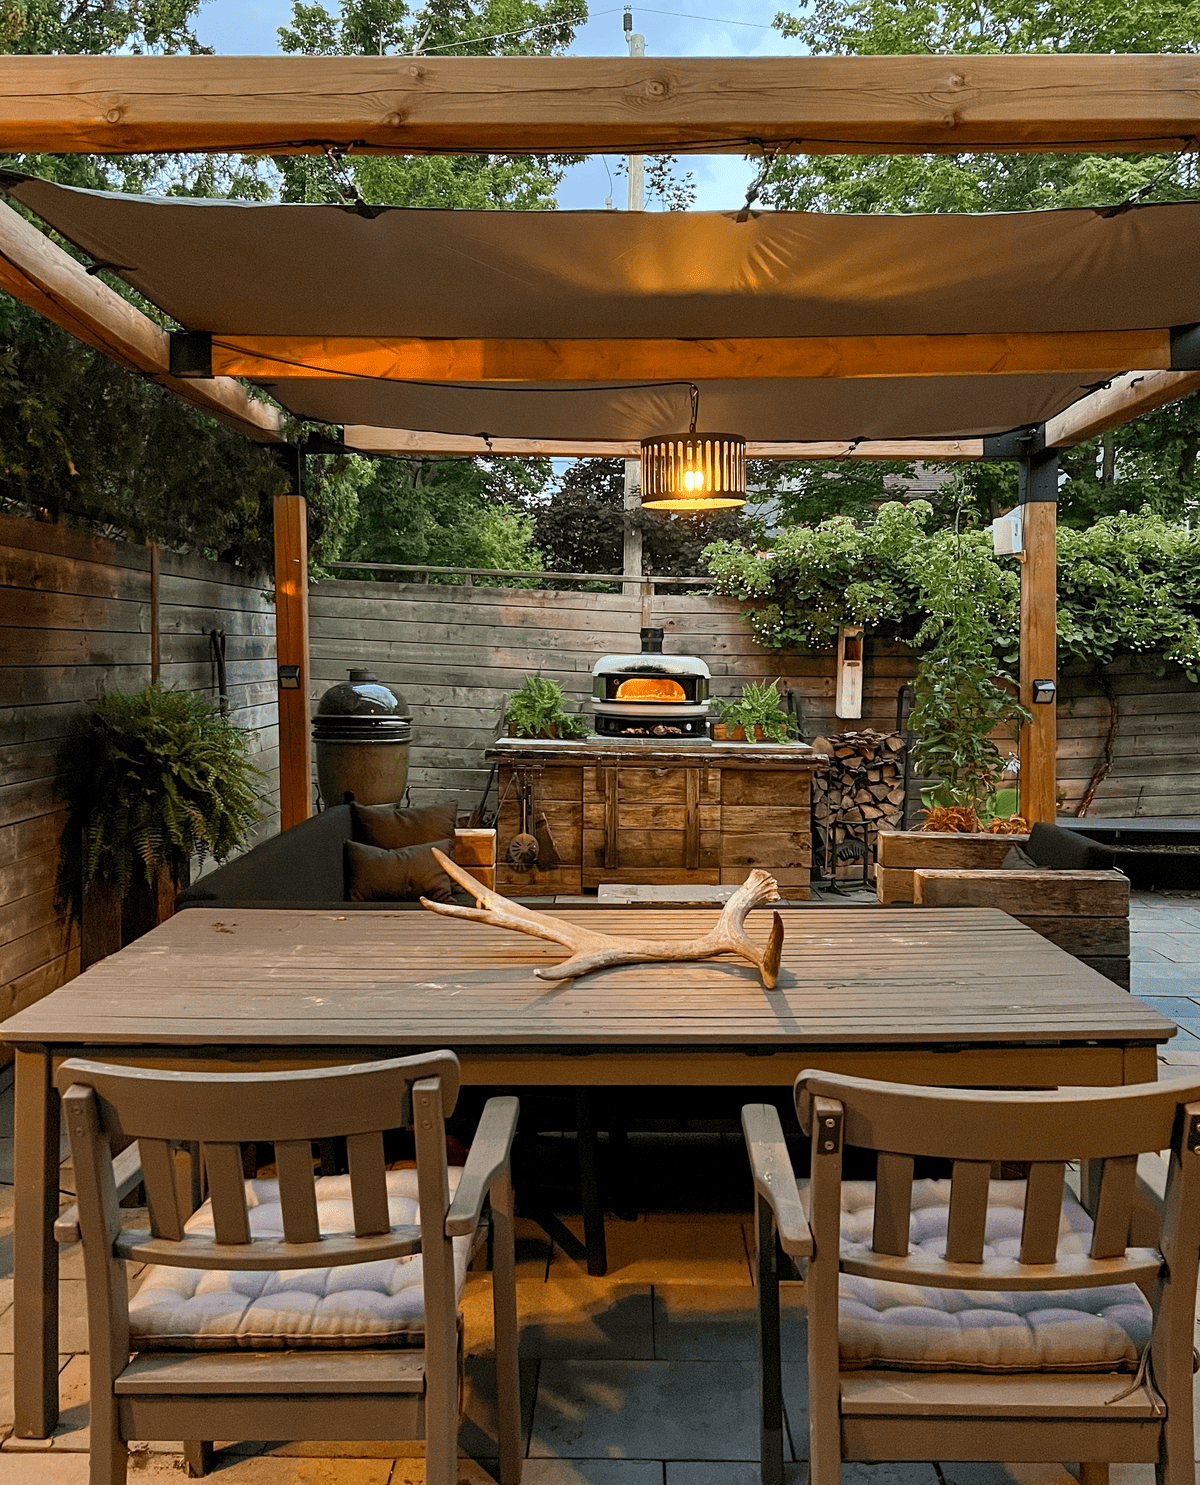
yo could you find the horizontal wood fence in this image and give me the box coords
[1057,656,1200,817]
[0,513,279,1031]
[309,581,921,816]
[309,580,1200,822]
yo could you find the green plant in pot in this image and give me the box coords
[714,680,796,743]
[503,676,590,740]
[58,684,267,961]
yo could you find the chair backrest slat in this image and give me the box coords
[56,1051,463,1271]
[346,1129,392,1237]
[273,1139,321,1245]
[944,1159,990,1263]
[872,1153,914,1256]
[200,1142,252,1245]
[1090,1153,1138,1259]
[1019,1160,1066,1265]
[138,1136,184,1241]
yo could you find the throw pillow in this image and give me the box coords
[344,838,456,903]
[1001,845,1038,870]
[350,801,458,850]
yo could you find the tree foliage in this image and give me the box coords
[0,311,300,569]
[318,452,547,580]
[704,503,1200,677]
[533,458,766,579]
[269,0,590,568]
[764,0,1200,527]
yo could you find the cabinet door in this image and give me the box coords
[581,765,721,887]
[719,769,812,898]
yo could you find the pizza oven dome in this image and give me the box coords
[589,628,711,740]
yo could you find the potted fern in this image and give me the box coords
[503,676,590,740]
[713,680,796,743]
[59,685,266,964]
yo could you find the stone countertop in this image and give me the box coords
[486,737,829,769]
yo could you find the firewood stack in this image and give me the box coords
[810,729,907,880]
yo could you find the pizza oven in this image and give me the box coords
[589,627,711,741]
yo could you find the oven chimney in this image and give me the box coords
[640,627,664,653]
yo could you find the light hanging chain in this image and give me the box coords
[689,383,700,435]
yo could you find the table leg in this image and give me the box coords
[575,1090,607,1277]
[13,1048,61,1437]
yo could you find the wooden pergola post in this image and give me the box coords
[273,448,312,830]
[1017,453,1058,824]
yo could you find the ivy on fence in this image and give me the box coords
[703,503,1200,681]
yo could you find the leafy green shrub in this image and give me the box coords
[703,503,1200,676]
[59,685,266,891]
[502,676,589,739]
[714,680,796,744]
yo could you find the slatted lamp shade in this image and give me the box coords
[639,432,747,511]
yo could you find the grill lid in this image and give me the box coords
[313,669,412,739]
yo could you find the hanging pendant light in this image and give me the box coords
[640,386,747,512]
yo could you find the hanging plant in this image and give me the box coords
[58,684,267,895]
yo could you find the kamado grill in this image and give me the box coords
[590,627,711,741]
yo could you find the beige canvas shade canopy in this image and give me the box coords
[7,173,1200,443]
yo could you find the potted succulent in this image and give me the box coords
[58,684,266,964]
[503,676,590,740]
[712,680,796,743]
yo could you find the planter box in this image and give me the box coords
[82,864,179,970]
[712,723,767,742]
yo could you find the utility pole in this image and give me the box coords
[622,7,644,600]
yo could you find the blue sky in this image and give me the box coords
[191,0,806,211]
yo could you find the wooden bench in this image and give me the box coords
[876,829,1131,988]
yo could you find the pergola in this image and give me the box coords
[3,53,1200,836]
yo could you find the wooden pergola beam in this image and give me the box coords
[2,54,1200,156]
[343,427,985,459]
[1045,367,1200,445]
[203,329,1173,383]
[0,198,283,443]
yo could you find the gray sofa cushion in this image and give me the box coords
[351,801,458,851]
[344,838,457,903]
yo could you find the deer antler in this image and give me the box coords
[422,850,785,990]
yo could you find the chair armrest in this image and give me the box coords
[742,1104,813,1259]
[55,1143,144,1244]
[446,1095,519,1238]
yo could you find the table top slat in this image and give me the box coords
[2,906,1172,1051]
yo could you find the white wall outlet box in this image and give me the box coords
[992,507,1024,556]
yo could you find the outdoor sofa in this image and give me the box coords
[177,802,495,912]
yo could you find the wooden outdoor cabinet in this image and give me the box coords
[488,741,825,899]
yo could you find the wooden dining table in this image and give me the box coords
[3,901,1177,1438]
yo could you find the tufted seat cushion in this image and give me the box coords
[836,1179,1153,1373]
[129,1168,472,1350]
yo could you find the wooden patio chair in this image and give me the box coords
[743,1070,1200,1485]
[55,1051,521,1485]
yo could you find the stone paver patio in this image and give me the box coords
[0,888,1196,1483]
